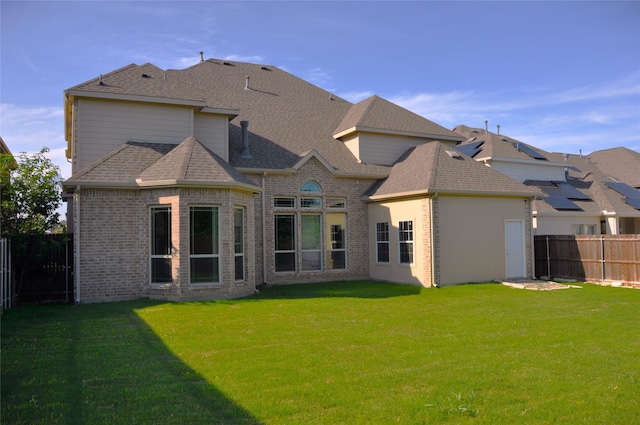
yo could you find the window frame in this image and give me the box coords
[189,205,221,285]
[326,213,347,270]
[398,220,414,265]
[150,206,172,284]
[275,214,297,272]
[234,207,245,282]
[376,222,390,264]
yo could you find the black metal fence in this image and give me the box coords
[11,233,74,305]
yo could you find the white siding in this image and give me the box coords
[194,112,229,161]
[491,160,566,183]
[76,99,194,171]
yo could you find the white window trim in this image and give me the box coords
[398,220,414,265]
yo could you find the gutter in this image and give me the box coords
[261,171,267,285]
[430,193,438,288]
[74,185,81,304]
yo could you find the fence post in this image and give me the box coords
[600,236,605,282]
[546,236,551,279]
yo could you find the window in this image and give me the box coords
[585,225,596,235]
[300,197,322,209]
[301,214,322,270]
[300,181,321,193]
[376,222,390,263]
[572,224,583,235]
[326,197,346,209]
[274,197,295,208]
[234,207,245,281]
[326,213,346,269]
[399,221,414,264]
[275,214,296,272]
[150,206,172,283]
[190,206,219,283]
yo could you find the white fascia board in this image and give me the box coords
[65,89,207,108]
[333,126,465,142]
[135,179,262,193]
[479,156,568,168]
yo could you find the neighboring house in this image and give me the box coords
[453,126,640,235]
[62,58,538,303]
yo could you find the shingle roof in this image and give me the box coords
[334,95,464,141]
[65,138,260,191]
[68,60,394,176]
[365,142,540,199]
[588,147,640,188]
[453,125,551,161]
[528,152,640,215]
[137,136,257,187]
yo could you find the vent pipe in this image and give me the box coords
[484,120,488,133]
[245,76,250,90]
[99,74,105,86]
[497,124,500,135]
[199,51,204,62]
[240,121,251,158]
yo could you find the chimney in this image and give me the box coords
[199,51,204,62]
[240,121,251,158]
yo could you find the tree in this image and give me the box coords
[1,147,62,235]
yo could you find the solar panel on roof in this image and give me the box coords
[457,141,484,158]
[605,182,640,199]
[624,198,640,210]
[510,142,547,160]
[543,197,583,211]
[539,182,591,200]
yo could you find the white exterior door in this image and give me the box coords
[505,220,526,278]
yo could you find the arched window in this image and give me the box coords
[300,181,322,193]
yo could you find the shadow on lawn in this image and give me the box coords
[251,280,424,300]
[1,301,262,425]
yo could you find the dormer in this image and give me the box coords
[332,96,464,166]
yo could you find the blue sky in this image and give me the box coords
[1,0,639,181]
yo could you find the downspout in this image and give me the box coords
[74,185,81,303]
[261,172,267,285]
[430,193,438,287]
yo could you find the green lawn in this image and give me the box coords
[2,281,639,424]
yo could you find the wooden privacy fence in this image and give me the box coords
[535,235,640,283]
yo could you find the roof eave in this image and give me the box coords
[333,126,465,142]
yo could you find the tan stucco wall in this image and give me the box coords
[437,195,531,285]
[368,198,432,286]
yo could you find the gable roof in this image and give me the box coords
[333,95,464,141]
[67,59,395,177]
[588,147,640,188]
[365,142,541,200]
[64,137,260,192]
[453,124,551,162]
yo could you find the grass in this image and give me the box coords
[2,281,639,424]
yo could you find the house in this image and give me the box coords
[453,126,640,235]
[62,58,539,303]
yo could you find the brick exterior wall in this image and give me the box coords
[246,157,378,286]
[76,187,256,303]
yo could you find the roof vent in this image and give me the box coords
[484,120,488,133]
[245,76,250,90]
[497,124,500,135]
[261,66,270,71]
[199,51,204,62]
[98,74,105,86]
[446,150,462,159]
[223,61,232,66]
[142,73,151,78]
